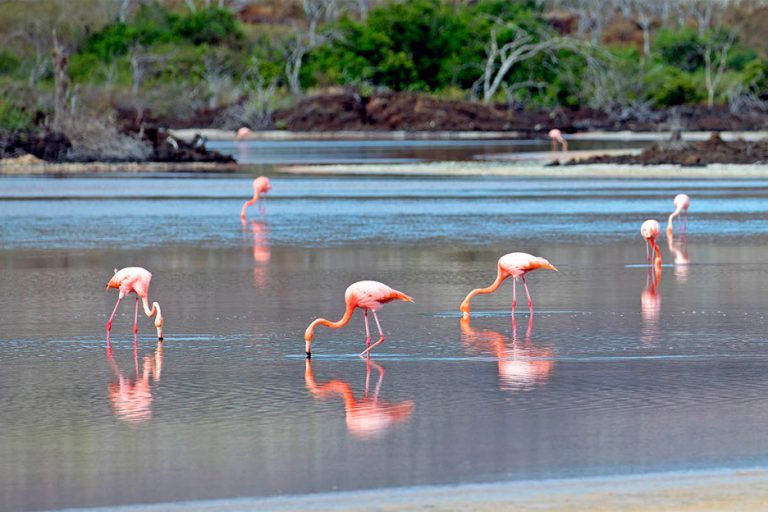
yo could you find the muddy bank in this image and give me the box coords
[268,91,768,133]
[561,133,768,166]
[126,90,768,135]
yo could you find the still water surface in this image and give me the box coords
[2,174,768,510]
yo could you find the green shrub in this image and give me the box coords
[648,67,703,106]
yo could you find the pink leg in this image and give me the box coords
[360,311,385,357]
[364,310,371,346]
[645,239,650,263]
[683,209,688,233]
[133,297,139,334]
[512,277,517,310]
[106,295,123,341]
[522,275,533,309]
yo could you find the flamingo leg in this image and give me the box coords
[683,208,688,233]
[133,297,139,334]
[522,275,533,309]
[363,310,371,345]
[512,278,517,310]
[645,239,650,263]
[106,295,123,341]
[359,311,385,357]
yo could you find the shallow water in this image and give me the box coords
[210,137,649,164]
[3,174,768,510]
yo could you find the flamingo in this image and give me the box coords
[304,280,414,357]
[234,126,252,140]
[667,193,690,233]
[548,129,568,152]
[305,358,414,439]
[240,176,271,221]
[641,219,662,269]
[106,267,164,341]
[459,252,557,318]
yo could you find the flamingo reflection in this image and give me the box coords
[641,265,662,346]
[304,358,414,439]
[106,338,163,424]
[249,220,271,288]
[460,315,554,391]
[666,226,690,281]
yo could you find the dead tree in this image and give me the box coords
[51,29,70,129]
[476,21,583,104]
[700,30,735,107]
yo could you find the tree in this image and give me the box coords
[476,20,583,103]
[699,29,736,107]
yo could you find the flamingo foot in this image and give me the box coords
[360,336,385,358]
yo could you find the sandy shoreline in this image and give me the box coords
[60,467,768,511]
[277,161,768,178]
[0,159,240,175]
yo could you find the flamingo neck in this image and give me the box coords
[141,296,164,339]
[305,302,355,345]
[460,267,507,317]
[653,243,662,269]
[667,204,684,230]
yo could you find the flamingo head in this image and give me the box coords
[535,258,558,272]
[304,326,314,357]
[106,269,120,290]
[460,300,471,318]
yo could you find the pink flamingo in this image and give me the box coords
[305,358,414,439]
[667,193,690,233]
[641,219,662,269]
[548,129,568,152]
[304,280,414,357]
[106,267,164,341]
[234,126,252,140]
[459,252,557,318]
[240,176,271,221]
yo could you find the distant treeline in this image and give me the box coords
[1,0,767,132]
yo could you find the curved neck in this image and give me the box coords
[306,302,355,339]
[460,267,507,315]
[141,297,164,338]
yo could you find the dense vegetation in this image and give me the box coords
[1,0,767,133]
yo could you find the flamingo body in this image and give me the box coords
[106,267,164,340]
[641,220,662,269]
[460,252,557,318]
[304,280,414,357]
[548,129,568,151]
[235,127,252,139]
[667,193,690,233]
[240,176,272,220]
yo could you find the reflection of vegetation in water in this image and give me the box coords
[0,0,767,133]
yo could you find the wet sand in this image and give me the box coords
[67,468,768,511]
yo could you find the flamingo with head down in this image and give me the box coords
[641,220,662,269]
[548,129,568,152]
[106,267,164,341]
[240,176,272,221]
[667,194,690,234]
[304,280,414,358]
[460,252,557,318]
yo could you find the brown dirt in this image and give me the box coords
[561,133,768,166]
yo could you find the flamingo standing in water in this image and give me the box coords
[459,252,557,318]
[106,267,164,341]
[240,176,271,221]
[641,220,662,269]
[667,193,690,233]
[234,126,252,140]
[548,129,568,152]
[304,280,414,357]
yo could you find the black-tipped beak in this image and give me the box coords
[306,351,311,359]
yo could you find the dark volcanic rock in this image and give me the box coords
[565,133,768,166]
[0,131,72,161]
